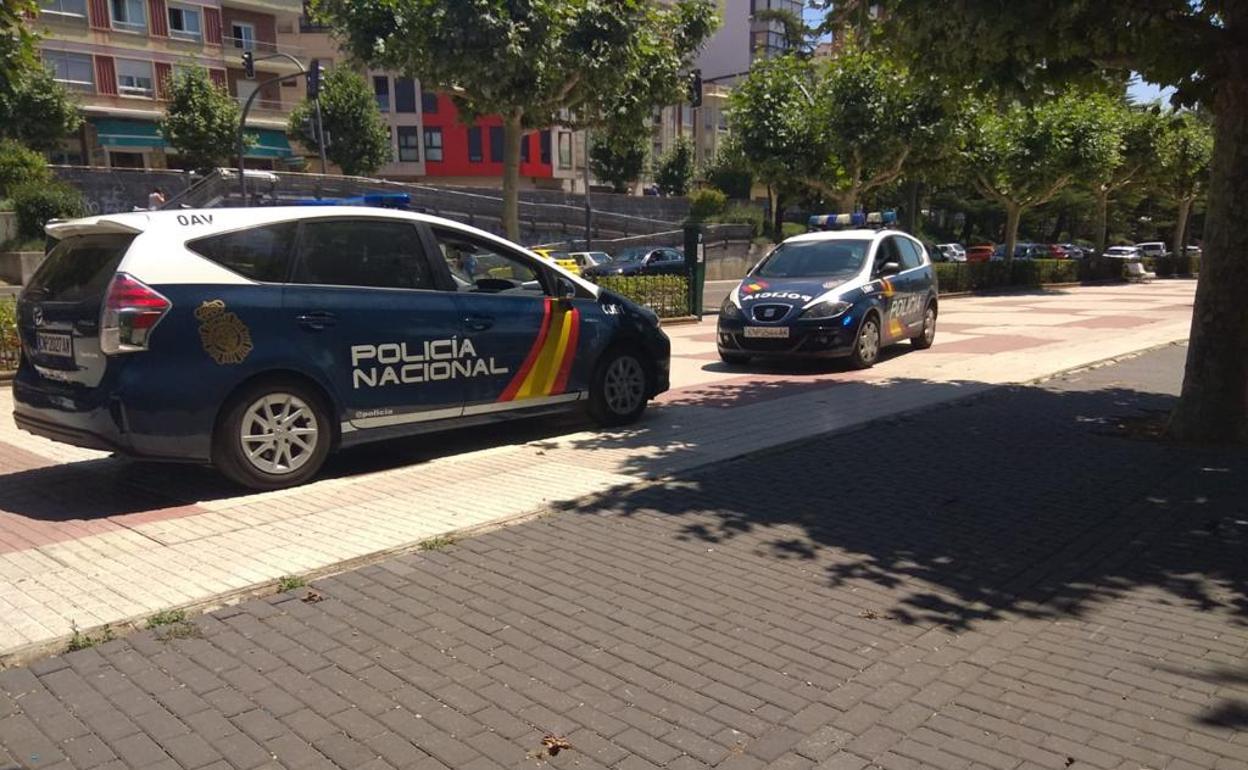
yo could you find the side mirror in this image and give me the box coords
[555,276,577,298]
[880,261,901,275]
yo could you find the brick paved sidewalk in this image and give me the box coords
[3,343,1246,770]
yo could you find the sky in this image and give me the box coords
[1129,77,1177,106]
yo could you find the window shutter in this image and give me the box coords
[209,68,226,89]
[88,0,110,29]
[95,56,118,96]
[203,7,222,45]
[155,61,173,99]
[148,0,168,36]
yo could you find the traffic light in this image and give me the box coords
[300,115,317,142]
[241,50,254,79]
[688,68,702,108]
[306,59,322,100]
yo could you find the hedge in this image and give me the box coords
[595,274,690,318]
[12,181,84,239]
[933,259,1126,292]
[1143,255,1200,277]
[0,297,18,373]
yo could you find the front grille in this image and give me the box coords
[751,304,792,322]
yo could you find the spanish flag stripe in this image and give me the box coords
[498,298,552,402]
[519,307,570,399]
[550,308,580,395]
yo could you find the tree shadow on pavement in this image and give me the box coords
[553,350,1248,636]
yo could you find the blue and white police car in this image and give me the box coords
[717,213,938,368]
[13,207,670,489]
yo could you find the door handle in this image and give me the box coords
[464,315,494,332]
[296,311,338,330]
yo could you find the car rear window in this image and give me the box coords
[25,233,135,302]
[188,222,297,282]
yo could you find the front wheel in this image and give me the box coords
[214,380,332,490]
[848,315,881,369]
[911,303,937,350]
[588,348,650,426]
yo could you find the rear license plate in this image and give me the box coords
[36,332,72,357]
[743,326,790,339]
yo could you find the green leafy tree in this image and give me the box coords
[159,67,246,174]
[654,136,694,196]
[728,55,823,235]
[0,0,37,97]
[589,120,649,194]
[700,137,753,200]
[289,67,391,177]
[1155,111,1213,261]
[0,139,51,198]
[965,92,1120,262]
[311,0,717,238]
[1088,100,1163,254]
[0,66,82,152]
[831,0,1248,443]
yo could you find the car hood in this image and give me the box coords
[734,275,855,311]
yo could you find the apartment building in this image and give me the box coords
[33,0,302,170]
[278,14,588,190]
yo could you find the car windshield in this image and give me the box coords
[611,248,650,264]
[753,239,870,279]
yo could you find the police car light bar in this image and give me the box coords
[807,210,898,231]
[289,192,412,209]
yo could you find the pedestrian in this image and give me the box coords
[148,187,166,210]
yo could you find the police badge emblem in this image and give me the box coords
[195,299,253,365]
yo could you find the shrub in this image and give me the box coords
[687,188,727,221]
[12,181,84,239]
[595,274,690,318]
[933,259,1084,292]
[0,297,18,372]
[0,140,50,199]
[707,203,765,237]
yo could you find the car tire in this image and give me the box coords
[719,350,751,366]
[911,302,937,350]
[848,314,881,369]
[588,347,650,427]
[213,379,333,490]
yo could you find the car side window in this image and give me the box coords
[431,228,547,296]
[873,238,900,275]
[661,249,684,263]
[188,222,297,282]
[897,238,924,270]
[291,219,435,290]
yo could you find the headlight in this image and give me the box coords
[719,298,742,320]
[800,300,851,320]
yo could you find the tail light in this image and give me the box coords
[100,273,171,355]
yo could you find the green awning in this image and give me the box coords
[91,119,293,159]
[92,118,164,148]
[245,129,293,159]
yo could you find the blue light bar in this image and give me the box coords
[289,192,412,209]
[807,210,897,231]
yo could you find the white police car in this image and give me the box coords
[14,207,670,489]
[718,215,938,367]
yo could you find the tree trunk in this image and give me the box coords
[772,188,784,239]
[1093,188,1110,255]
[1172,197,1192,261]
[901,178,920,233]
[501,113,524,241]
[1167,47,1248,443]
[1003,202,1023,263]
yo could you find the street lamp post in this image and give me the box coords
[236,51,316,205]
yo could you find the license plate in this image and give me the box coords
[743,326,790,339]
[36,332,72,357]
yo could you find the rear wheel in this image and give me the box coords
[848,315,881,369]
[588,348,650,426]
[214,380,332,490]
[911,303,937,350]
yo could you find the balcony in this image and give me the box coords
[236,96,287,114]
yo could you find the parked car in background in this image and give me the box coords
[582,247,686,278]
[1185,245,1202,257]
[1104,245,1142,260]
[562,251,610,273]
[1045,244,1070,260]
[1136,242,1168,259]
[966,245,994,263]
[1060,243,1088,259]
[992,243,1046,261]
[935,243,967,262]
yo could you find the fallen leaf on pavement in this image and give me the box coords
[302,590,323,603]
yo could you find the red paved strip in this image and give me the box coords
[1062,315,1156,329]
[933,334,1053,354]
[0,438,55,475]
